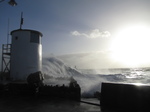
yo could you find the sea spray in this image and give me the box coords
[42,56,82,77]
[42,56,104,96]
[42,56,150,97]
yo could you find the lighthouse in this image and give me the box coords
[10,29,43,80]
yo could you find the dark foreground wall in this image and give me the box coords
[100,82,150,111]
[0,83,81,101]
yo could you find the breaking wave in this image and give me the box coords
[42,56,150,97]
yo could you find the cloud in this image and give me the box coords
[71,29,111,38]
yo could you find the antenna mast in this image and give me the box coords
[20,12,23,29]
[7,18,10,44]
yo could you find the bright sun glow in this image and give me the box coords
[110,25,150,67]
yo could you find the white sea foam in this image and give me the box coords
[42,56,150,97]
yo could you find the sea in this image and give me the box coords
[23,57,150,112]
[1,67,150,112]
[2,56,150,112]
[79,67,150,98]
[42,57,150,96]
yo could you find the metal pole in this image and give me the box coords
[7,18,10,45]
[20,12,23,29]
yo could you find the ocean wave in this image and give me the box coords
[42,56,150,97]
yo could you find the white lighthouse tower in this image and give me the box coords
[10,29,43,80]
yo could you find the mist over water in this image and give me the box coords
[42,56,150,97]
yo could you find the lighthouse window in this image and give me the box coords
[30,32,40,44]
[15,36,18,40]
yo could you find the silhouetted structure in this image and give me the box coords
[0,73,81,101]
[101,82,150,112]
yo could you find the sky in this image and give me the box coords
[1,0,150,69]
